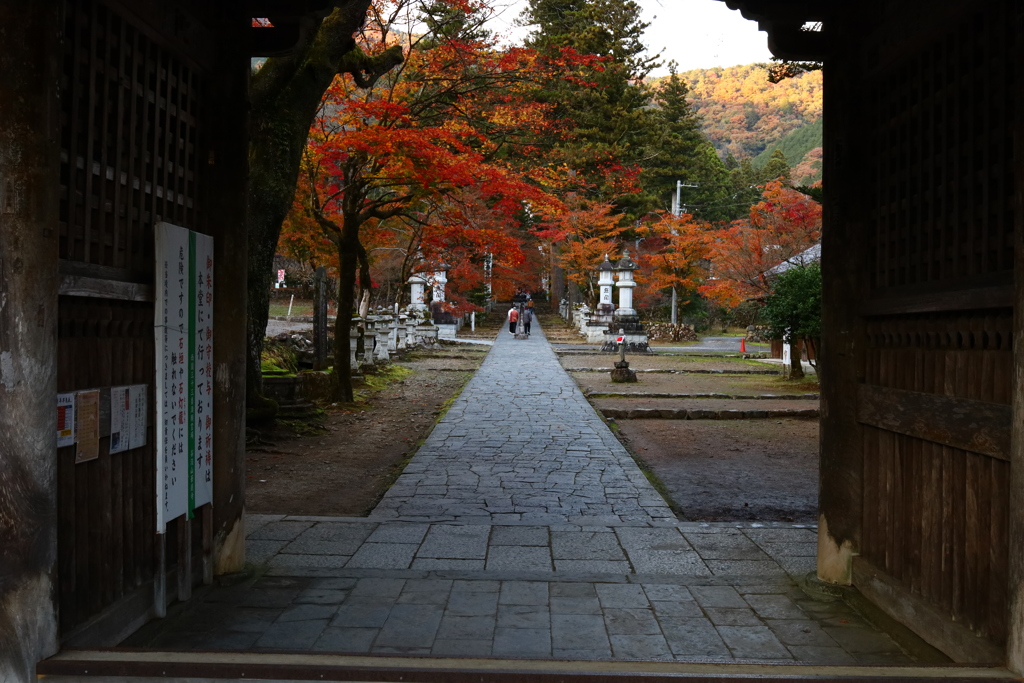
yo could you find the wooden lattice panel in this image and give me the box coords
[867,4,1016,292]
[864,311,1013,403]
[59,0,204,272]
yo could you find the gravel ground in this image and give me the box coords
[616,418,820,522]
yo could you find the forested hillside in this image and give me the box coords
[673,63,822,164]
[752,119,822,185]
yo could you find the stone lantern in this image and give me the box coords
[431,264,449,304]
[613,249,638,323]
[407,273,428,313]
[600,249,649,353]
[431,263,460,340]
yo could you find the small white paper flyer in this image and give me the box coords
[57,393,76,447]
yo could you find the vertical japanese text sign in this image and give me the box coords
[155,222,214,533]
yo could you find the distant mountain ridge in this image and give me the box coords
[677,63,822,159]
[651,63,823,185]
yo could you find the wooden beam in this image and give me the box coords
[856,385,1011,461]
[854,557,1004,664]
[58,275,154,302]
[863,283,1014,317]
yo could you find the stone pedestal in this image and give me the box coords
[611,360,637,383]
[375,317,391,362]
[396,315,408,350]
[601,328,650,354]
[361,319,377,369]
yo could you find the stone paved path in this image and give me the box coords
[370,323,675,524]
[125,322,931,666]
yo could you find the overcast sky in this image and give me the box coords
[490,0,775,75]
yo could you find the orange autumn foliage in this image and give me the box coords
[702,181,822,306]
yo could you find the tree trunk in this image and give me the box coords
[789,337,805,379]
[332,218,361,402]
[246,3,402,420]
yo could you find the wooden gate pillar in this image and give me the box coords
[816,14,867,584]
[207,13,250,575]
[0,1,62,678]
[1006,4,1024,673]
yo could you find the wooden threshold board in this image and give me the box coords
[38,649,1016,682]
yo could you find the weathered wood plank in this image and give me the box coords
[852,559,1003,664]
[856,384,1011,460]
[59,274,153,302]
[862,282,1013,316]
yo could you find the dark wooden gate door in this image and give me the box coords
[56,0,210,639]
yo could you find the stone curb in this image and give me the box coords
[569,368,780,375]
[600,407,820,420]
[588,392,819,400]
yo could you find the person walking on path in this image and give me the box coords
[521,306,533,336]
[507,304,519,335]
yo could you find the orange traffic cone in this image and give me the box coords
[740,338,746,353]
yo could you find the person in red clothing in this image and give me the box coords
[507,305,519,334]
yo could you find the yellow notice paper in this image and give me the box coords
[75,390,100,464]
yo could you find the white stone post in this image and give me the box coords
[598,255,616,313]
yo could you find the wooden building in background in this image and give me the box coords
[723,0,1023,665]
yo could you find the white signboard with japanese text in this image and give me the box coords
[155,222,213,533]
[110,384,148,455]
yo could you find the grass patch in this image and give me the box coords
[354,365,413,401]
[261,340,298,375]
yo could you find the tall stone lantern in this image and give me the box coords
[407,273,428,313]
[431,264,450,304]
[601,249,649,353]
[613,249,638,323]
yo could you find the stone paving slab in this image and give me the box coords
[247,515,817,580]
[127,568,916,665]
[370,322,675,524]
[125,322,935,667]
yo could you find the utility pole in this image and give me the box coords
[670,181,698,326]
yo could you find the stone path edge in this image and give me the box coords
[600,408,820,420]
[249,514,818,531]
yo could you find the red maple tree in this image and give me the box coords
[280,0,573,399]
